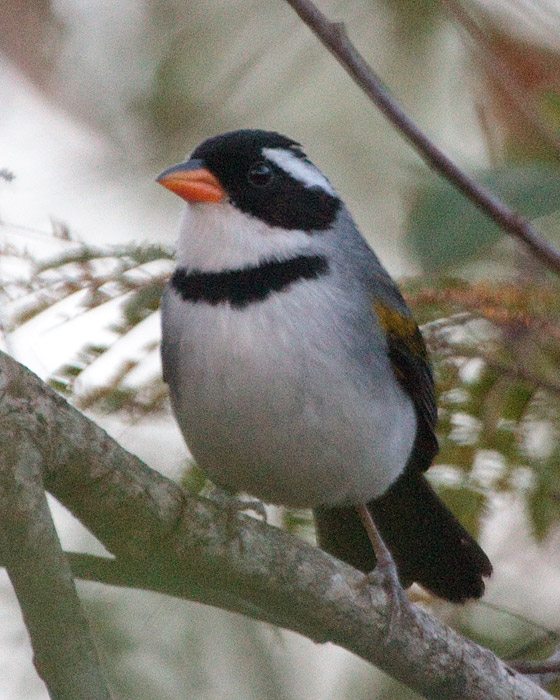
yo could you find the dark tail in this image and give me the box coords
[314,472,492,602]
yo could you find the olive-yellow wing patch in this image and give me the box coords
[374,300,438,471]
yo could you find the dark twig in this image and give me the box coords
[283,0,560,274]
[512,661,560,675]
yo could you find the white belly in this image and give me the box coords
[161,281,417,508]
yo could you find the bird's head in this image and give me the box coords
[157,130,342,269]
[157,129,342,227]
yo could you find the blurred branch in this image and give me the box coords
[40,552,305,632]
[0,0,61,89]
[513,661,560,675]
[0,350,554,700]
[0,361,113,699]
[283,0,560,274]
[440,0,560,159]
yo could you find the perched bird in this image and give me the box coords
[157,129,492,608]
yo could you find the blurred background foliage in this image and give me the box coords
[2,0,560,698]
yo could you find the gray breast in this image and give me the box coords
[161,268,417,508]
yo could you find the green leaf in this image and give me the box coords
[527,480,560,542]
[436,485,486,538]
[181,462,209,495]
[541,89,560,131]
[406,164,560,272]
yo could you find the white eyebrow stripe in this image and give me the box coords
[262,147,336,196]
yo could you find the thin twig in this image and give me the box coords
[283,0,560,274]
[511,661,560,675]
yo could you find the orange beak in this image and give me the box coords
[156,159,225,203]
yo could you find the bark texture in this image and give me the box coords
[0,350,553,700]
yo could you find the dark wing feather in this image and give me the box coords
[374,300,439,472]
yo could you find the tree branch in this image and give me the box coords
[283,0,560,275]
[510,644,560,691]
[50,552,311,633]
[0,350,553,700]
[0,361,114,700]
[513,661,560,675]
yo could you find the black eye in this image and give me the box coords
[247,161,274,187]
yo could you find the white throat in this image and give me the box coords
[175,201,315,271]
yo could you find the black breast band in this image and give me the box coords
[170,254,329,308]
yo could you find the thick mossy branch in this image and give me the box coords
[0,360,114,700]
[0,350,553,700]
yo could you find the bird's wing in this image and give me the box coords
[160,286,179,386]
[370,270,439,472]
